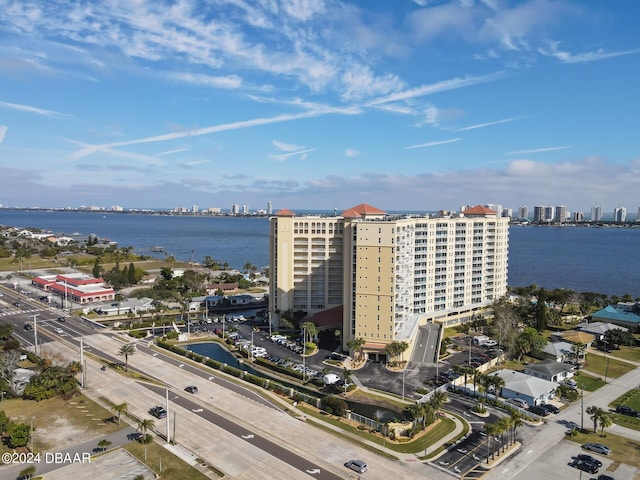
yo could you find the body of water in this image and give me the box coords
[1,209,639,297]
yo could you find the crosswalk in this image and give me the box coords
[0,305,50,317]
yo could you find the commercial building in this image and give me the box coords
[269,203,509,360]
[31,273,115,305]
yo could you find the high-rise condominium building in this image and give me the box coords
[591,206,603,222]
[518,206,528,220]
[267,201,273,215]
[230,204,240,214]
[614,207,626,222]
[533,205,553,222]
[269,203,509,361]
[554,206,567,223]
[573,211,584,222]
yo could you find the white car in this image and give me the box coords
[54,327,64,334]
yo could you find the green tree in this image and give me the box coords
[92,258,102,278]
[598,411,613,437]
[97,438,112,452]
[118,344,136,372]
[19,465,36,480]
[347,337,366,362]
[535,288,549,331]
[7,422,30,448]
[586,405,603,433]
[111,402,128,425]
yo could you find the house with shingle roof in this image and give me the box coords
[550,330,595,348]
[541,341,574,362]
[576,321,628,341]
[491,369,559,406]
[524,360,574,383]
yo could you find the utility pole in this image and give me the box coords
[31,314,39,356]
[580,381,585,432]
[165,385,171,444]
[268,311,272,339]
[80,337,85,388]
[302,326,306,382]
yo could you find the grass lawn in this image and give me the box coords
[565,429,640,469]
[125,440,220,480]
[608,346,640,364]
[583,353,636,378]
[0,394,123,453]
[608,388,640,432]
[574,372,607,391]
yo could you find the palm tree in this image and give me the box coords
[484,422,498,461]
[490,375,506,399]
[429,390,448,411]
[598,412,613,437]
[118,344,136,371]
[111,403,128,425]
[137,418,155,437]
[347,337,366,363]
[509,412,523,445]
[497,416,511,453]
[572,342,587,363]
[586,405,603,433]
[406,403,423,429]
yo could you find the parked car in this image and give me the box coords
[54,327,64,334]
[615,405,640,418]
[597,474,615,480]
[508,398,529,409]
[528,405,549,417]
[576,453,602,468]
[541,403,560,414]
[185,385,198,394]
[57,316,66,322]
[344,460,367,473]
[572,459,598,474]
[149,406,167,418]
[582,443,611,455]
[24,323,33,330]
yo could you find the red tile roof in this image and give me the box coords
[274,208,295,216]
[341,203,385,217]
[462,205,498,215]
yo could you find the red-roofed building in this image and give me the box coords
[462,205,498,216]
[32,273,115,305]
[274,208,296,216]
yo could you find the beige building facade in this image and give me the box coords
[269,204,509,360]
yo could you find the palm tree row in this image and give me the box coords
[483,412,523,463]
[586,405,613,437]
[406,391,448,431]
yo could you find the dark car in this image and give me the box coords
[185,385,198,394]
[529,405,549,417]
[597,475,615,480]
[576,453,602,467]
[149,406,167,419]
[13,302,21,307]
[541,403,560,414]
[615,405,639,418]
[24,323,33,330]
[57,316,66,322]
[572,459,598,474]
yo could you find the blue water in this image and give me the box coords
[1,210,639,297]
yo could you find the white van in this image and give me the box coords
[508,398,529,409]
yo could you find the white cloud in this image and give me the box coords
[538,43,640,64]
[368,72,505,106]
[507,146,570,155]
[457,117,519,131]
[273,140,305,152]
[0,125,7,144]
[270,148,316,162]
[340,64,405,102]
[404,138,461,149]
[281,0,326,22]
[0,100,69,117]
[345,149,361,157]
[167,73,243,89]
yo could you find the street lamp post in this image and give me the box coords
[268,312,272,339]
[31,314,39,356]
[30,416,35,452]
[302,326,306,382]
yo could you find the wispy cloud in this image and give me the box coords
[404,138,461,150]
[0,125,7,144]
[507,146,570,155]
[180,160,211,168]
[0,100,70,117]
[539,43,640,64]
[157,148,190,156]
[273,140,305,152]
[70,105,353,161]
[167,72,243,89]
[457,117,519,131]
[368,72,505,106]
[270,148,317,162]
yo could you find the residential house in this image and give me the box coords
[524,360,574,383]
[550,330,595,349]
[490,369,559,406]
[540,341,574,363]
[589,305,640,333]
[575,321,628,342]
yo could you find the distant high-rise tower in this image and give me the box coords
[590,206,603,222]
[518,205,529,220]
[573,211,584,222]
[242,205,249,214]
[192,205,198,213]
[637,207,640,222]
[267,201,273,215]
[501,208,512,219]
[485,204,502,215]
[613,207,626,222]
[554,206,567,223]
[230,204,240,214]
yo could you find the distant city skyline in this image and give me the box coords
[1,1,639,209]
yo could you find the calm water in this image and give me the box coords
[1,210,639,297]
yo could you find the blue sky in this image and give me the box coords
[1,0,639,216]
